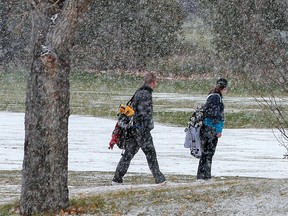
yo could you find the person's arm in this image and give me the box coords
[205,94,222,123]
[204,94,224,137]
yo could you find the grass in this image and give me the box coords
[0,71,27,112]
[2,170,282,216]
[0,70,285,128]
[0,204,16,216]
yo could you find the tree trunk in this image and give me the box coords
[20,1,91,215]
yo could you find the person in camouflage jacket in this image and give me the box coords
[112,72,166,185]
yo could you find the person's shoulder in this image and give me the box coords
[207,93,222,102]
[137,85,152,94]
[207,93,220,99]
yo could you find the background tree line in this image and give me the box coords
[73,0,185,70]
[1,0,288,79]
[0,1,30,71]
[0,0,186,72]
[200,0,288,80]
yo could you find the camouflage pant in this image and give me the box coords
[197,124,218,180]
[113,129,166,184]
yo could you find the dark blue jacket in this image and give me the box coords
[203,93,224,133]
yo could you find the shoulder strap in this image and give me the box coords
[127,85,149,106]
[127,91,137,106]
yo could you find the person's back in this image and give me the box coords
[132,84,154,133]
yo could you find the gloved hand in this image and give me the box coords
[109,131,120,150]
[216,133,222,138]
[109,139,116,150]
[109,123,120,150]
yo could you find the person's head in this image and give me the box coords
[144,72,157,89]
[210,78,228,96]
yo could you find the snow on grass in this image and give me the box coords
[0,112,287,179]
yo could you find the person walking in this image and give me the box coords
[112,72,166,185]
[197,78,228,180]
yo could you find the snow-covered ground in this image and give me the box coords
[0,111,287,179]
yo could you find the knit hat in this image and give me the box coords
[216,78,228,88]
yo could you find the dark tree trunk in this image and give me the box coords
[20,1,91,215]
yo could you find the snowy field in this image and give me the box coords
[0,111,287,179]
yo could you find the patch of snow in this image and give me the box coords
[0,112,287,179]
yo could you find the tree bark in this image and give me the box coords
[20,1,91,215]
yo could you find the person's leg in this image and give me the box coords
[141,133,166,184]
[197,126,218,180]
[112,136,139,183]
[197,151,213,180]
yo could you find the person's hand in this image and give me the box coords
[109,140,115,150]
[109,124,119,150]
[109,137,117,150]
[216,133,222,138]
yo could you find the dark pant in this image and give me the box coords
[197,125,218,180]
[113,129,166,184]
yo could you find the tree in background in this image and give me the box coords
[73,0,185,70]
[199,0,288,76]
[20,1,91,215]
[0,1,30,71]
[200,0,288,157]
[1,0,185,72]
[0,1,12,70]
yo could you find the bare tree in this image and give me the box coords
[20,1,91,215]
[256,69,288,159]
[255,96,288,159]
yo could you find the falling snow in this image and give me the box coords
[0,112,287,178]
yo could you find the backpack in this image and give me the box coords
[116,103,135,149]
[184,93,221,158]
[183,105,205,159]
[109,94,136,150]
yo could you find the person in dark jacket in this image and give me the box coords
[112,72,166,185]
[197,78,228,180]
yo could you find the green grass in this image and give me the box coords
[0,70,286,128]
[225,110,275,128]
[0,204,16,216]
[0,71,27,112]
